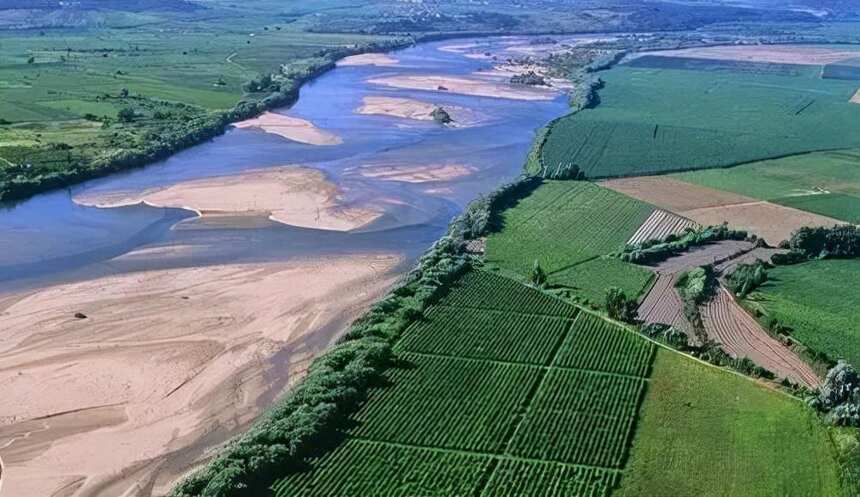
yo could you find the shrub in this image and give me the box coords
[617,223,749,265]
[811,361,860,427]
[726,260,768,297]
[605,287,637,323]
[529,260,547,288]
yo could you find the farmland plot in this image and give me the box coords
[549,257,655,307]
[437,269,579,317]
[627,209,699,246]
[554,312,655,377]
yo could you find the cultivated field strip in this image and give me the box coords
[437,270,579,317]
[351,353,541,452]
[508,369,648,468]
[272,439,492,497]
[482,459,619,497]
[396,306,571,365]
[627,208,699,245]
[636,273,694,337]
[701,286,820,387]
[554,313,655,377]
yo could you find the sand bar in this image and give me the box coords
[0,254,402,497]
[233,112,342,145]
[75,166,383,232]
[337,53,398,67]
[357,163,476,183]
[367,74,558,101]
[356,96,482,125]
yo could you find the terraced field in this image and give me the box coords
[485,180,656,305]
[274,270,656,497]
[541,57,860,178]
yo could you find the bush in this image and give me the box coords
[529,260,547,288]
[811,361,860,427]
[726,260,768,297]
[788,225,860,260]
[617,223,749,265]
[605,287,637,323]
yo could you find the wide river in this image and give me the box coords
[0,36,579,497]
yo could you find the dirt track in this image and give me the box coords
[702,287,819,387]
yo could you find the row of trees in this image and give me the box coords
[617,223,751,265]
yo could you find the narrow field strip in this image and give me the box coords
[554,312,655,377]
[436,270,580,317]
[627,208,699,245]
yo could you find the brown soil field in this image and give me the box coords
[0,254,401,497]
[602,176,843,245]
[702,286,820,388]
[636,45,860,66]
[628,209,699,245]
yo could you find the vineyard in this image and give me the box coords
[273,269,656,497]
[540,62,860,178]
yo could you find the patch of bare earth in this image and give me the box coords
[628,209,699,245]
[601,176,844,245]
[635,45,860,66]
[0,254,402,497]
[702,286,819,387]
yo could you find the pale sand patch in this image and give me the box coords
[232,112,342,146]
[357,163,475,183]
[601,176,843,245]
[75,166,383,232]
[356,96,481,125]
[337,53,397,67]
[851,89,860,104]
[637,45,860,66]
[0,254,402,497]
[367,74,557,101]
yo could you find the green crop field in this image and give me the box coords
[540,56,860,178]
[485,181,654,276]
[274,269,656,497]
[745,259,860,366]
[549,257,655,307]
[616,350,843,497]
[672,150,860,223]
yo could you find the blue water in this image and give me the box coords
[0,37,572,291]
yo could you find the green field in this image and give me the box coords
[274,269,655,497]
[540,56,860,178]
[616,350,843,497]
[672,150,860,223]
[484,180,655,305]
[745,259,860,366]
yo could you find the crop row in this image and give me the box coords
[273,440,491,497]
[508,369,648,468]
[483,459,619,497]
[396,305,571,365]
[351,353,541,453]
[485,181,654,275]
[437,269,580,317]
[554,312,655,377]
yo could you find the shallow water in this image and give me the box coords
[0,37,576,291]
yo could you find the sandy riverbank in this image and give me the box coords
[0,254,402,497]
[367,74,558,101]
[233,112,342,145]
[74,166,383,232]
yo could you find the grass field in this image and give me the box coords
[540,57,860,178]
[274,269,655,497]
[672,150,860,223]
[616,350,843,497]
[746,259,860,366]
[484,180,655,306]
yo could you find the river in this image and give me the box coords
[0,36,580,497]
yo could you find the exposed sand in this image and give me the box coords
[337,53,398,67]
[601,176,843,245]
[233,112,342,146]
[638,45,860,66]
[0,254,402,497]
[356,96,481,125]
[75,166,383,232]
[851,89,860,104]
[367,74,558,101]
[356,163,475,183]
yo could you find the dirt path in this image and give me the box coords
[702,286,819,387]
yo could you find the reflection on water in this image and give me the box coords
[0,37,577,291]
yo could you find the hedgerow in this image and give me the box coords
[616,223,750,265]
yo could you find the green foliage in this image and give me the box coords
[811,361,860,427]
[616,350,844,497]
[640,323,689,349]
[549,256,654,309]
[540,61,860,179]
[617,223,749,265]
[605,287,637,323]
[674,266,713,304]
[726,260,768,297]
[789,225,860,260]
[483,460,619,497]
[555,312,654,377]
[529,259,547,288]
